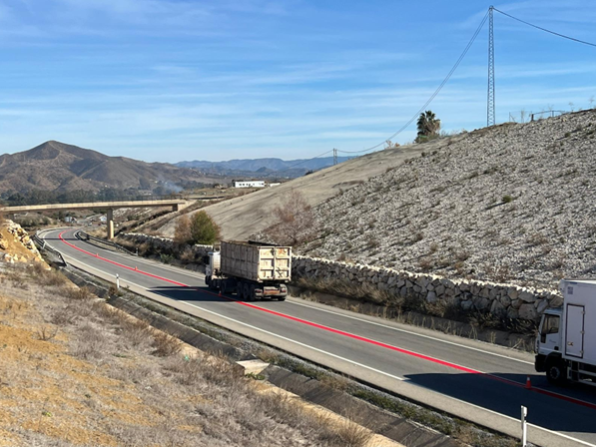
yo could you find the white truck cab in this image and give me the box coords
[535,280,595,386]
[205,251,220,279]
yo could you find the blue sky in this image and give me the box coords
[0,0,595,162]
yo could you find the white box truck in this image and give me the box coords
[535,279,596,385]
[205,241,291,301]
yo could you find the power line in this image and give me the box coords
[338,9,490,155]
[493,8,596,48]
[279,149,334,171]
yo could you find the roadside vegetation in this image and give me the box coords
[0,263,375,447]
[174,210,221,245]
[415,110,441,143]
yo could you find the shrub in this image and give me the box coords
[190,211,220,245]
[502,195,513,204]
[37,325,58,341]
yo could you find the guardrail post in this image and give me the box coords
[521,406,528,447]
[116,274,120,290]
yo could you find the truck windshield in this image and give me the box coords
[541,315,560,335]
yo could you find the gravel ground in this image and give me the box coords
[303,109,596,291]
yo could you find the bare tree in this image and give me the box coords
[265,190,317,246]
[590,96,595,109]
[569,102,575,112]
[174,214,192,245]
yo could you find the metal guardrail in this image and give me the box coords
[33,231,68,267]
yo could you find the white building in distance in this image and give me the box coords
[234,180,265,188]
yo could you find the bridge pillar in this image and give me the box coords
[107,209,114,240]
[172,203,180,212]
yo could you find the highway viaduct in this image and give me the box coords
[0,199,187,239]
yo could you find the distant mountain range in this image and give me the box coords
[0,141,220,194]
[176,156,352,178]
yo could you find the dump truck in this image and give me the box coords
[535,279,596,386]
[205,241,291,301]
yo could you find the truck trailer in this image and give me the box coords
[205,241,291,301]
[535,279,596,386]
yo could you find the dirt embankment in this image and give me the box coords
[0,265,381,447]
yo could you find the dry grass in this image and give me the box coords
[152,331,183,357]
[0,265,381,447]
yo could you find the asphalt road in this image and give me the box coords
[42,228,596,447]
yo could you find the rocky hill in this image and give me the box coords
[0,141,219,194]
[302,110,596,290]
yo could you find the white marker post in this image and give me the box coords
[521,406,528,447]
[116,274,120,290]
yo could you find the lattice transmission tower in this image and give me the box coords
[487,6,496,126]
[333,148,338,165]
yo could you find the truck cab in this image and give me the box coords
[535,308,563,382]
[535,279,596,386]
[205,251,220,288]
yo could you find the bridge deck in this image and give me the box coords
[0,200,186,213]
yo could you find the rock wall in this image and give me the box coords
[118,233,212,260]
[118,233,561,322]
[292,255,562,322]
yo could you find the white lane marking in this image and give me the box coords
[284,297,534,366]
[412,382,596,447]
[60,245,596,412]
[62,254,407,382]
[181,300,406,381]
[58,227,533,367]
[61,251,595,447]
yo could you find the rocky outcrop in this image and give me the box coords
[0,220,45,264]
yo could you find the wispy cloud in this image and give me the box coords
[0,0,594,161]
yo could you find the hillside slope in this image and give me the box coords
[0,141,218,193]
[158,142,445,240]
[303,110,596,290]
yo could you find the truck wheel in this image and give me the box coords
[277,295,286,301]
[546,360,566,386]
[245,283,255,302]
[236,283,244,300]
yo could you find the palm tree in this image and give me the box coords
[416,110,441,142]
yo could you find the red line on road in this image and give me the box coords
[57,230,596,411]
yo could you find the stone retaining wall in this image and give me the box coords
[292,255,562,322]
[118,233,562,322]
